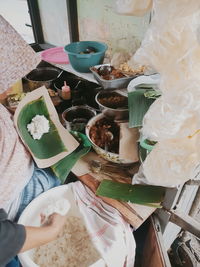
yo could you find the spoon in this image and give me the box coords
[104,130,113,151]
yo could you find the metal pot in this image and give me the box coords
[24,67,62,91]
[95,89,129,122]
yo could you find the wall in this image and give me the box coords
[77,0,150,57]
[38,0,70,46]
[38,0,150,57]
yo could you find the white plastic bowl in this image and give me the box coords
[18,184,104,267]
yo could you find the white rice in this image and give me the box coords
[27,115,50,140]
[33,216,101,267]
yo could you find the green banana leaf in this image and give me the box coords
[17,96,67,159]
[51,131,91,184]
[96,179,165,208]
[128,89,157,128]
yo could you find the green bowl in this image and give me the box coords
[64,41,108,73]
[139,139,156,162]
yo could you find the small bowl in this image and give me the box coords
[62,105,96,133]
[95,90,128,121]
[64,41,108,73]
[86,113,133,164]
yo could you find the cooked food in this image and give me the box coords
[92,63,145,80]
[47,88,58,97]
[119,62,145,75]
[98,92,128,109]
[7,92,26,108]
[27,115,50,140]
[89,117,120,153]
[34,216,101,267]
[92,65,125,80]
[79,46,97,54]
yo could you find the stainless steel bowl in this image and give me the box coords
[95,89,129,122]
[62,105,96,132]
[90,64,138,89]
[85,113,133,164]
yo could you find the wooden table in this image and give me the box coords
[72,152,156,229]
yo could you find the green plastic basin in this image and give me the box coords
[64,41,108,73]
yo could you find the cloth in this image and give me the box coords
[6,257,20,267]
[0,209,26,267]
[15,165,61,221]
[72,181,136,267]
[0,104,34,210]
[0,15,40,94]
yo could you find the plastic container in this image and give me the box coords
[139,139,156,162]
[18,184,103,267]
[64,41,108,73]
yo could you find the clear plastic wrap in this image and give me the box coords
[131,0,200,186]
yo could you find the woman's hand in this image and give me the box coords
[20,213,66,253]
[41,213,66,237]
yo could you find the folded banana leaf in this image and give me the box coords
[128,89,157,128]
[14,87,79,168]
[17,96,66,159]
[51,132,91,184]
[96,179,165,208]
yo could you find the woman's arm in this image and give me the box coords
[20,213,66,253]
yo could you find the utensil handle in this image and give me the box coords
[168,209,200,238]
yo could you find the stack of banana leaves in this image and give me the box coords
[128,86,161,128]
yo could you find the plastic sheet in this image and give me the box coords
[130,0,200,186]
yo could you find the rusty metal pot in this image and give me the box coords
[24,67,62,91]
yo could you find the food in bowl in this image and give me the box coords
[91,65,126,80]
[119,62,146,75]
[6,92,26,109]
[62,105,96,133]
[89,116,120,154]
[34,215,100,267]
[86,114,134,164]
[95,90,129,121]
[97,91,128,109]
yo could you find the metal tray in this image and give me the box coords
[90,64,139,89]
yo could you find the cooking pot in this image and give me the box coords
[24,67,62,91]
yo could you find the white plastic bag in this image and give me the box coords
[130,0,200,186]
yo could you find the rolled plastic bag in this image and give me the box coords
[115,0,152,16]
[136,135,200,187]
[132,1,200,75]
[141,96,200,141]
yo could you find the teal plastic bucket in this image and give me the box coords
[64,41,108,73]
